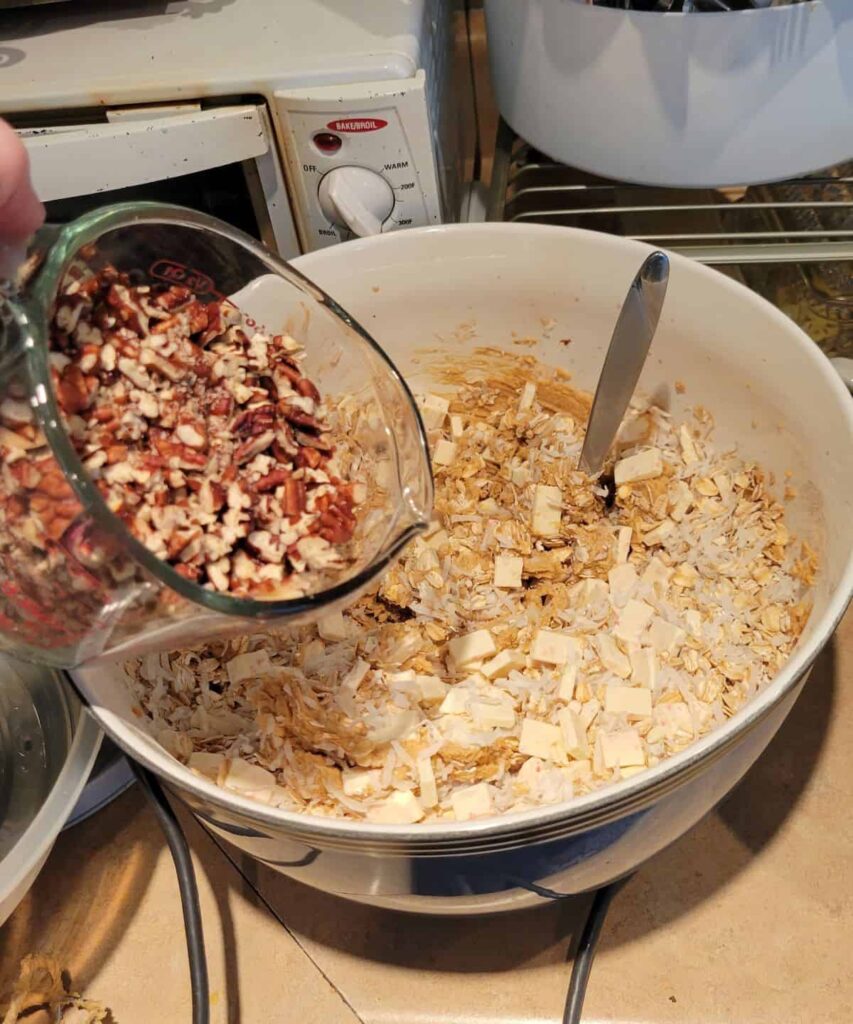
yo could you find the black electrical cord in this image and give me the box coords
[131,761,210,1024]
[562,877,632,1024]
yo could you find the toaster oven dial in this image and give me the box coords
[317,166,395,237]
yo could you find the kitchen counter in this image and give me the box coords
[2,609,851,1024]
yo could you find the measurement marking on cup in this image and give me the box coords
[149,259,216,296]
[148,260,268,334]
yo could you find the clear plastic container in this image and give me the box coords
[0,203,433,668]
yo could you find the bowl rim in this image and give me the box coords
[74,222,853,848]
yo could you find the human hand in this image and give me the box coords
[0,118,45,280]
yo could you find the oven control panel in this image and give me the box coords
[273,73,443,251]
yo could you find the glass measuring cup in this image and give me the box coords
[0,203,433,668]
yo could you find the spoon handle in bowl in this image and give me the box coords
[578,250,669,477]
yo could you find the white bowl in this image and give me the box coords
[484,0,853,187]
[74,224,853,913]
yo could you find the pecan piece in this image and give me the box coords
[255,469,291,493]
[282,478,307,516]
[295,377,321,403]
[296,446,324,471]
[207,393,233,418]
[234,431,275,465]
[231,405,275,438]
[294,428,333,453]
[57,366,95,415]
[280,403,323,433]
[155,285,192,311]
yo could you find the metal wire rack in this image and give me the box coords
[488,120,852,355]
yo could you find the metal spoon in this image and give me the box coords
[578,250,669,478]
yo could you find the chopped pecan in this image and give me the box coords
[296,446,324,471]
[255,469,291,493]
[57,366,95,415]
[282,478,307,516]
[296,377,321,403]
[234,431,275,465]
[280,403,323,433]
[231,406,275,438]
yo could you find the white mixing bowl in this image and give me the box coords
[73,224,853,914]
[484,0,853,187]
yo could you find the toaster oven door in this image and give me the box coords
[18,102,300,259]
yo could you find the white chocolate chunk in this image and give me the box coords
[439,687,470,715]
[222,758,276,795]
[580,698,602,731]
[684,609,703,638]
[519,717,568,764]
[342,768,382,797]
[367,790,425,824]
[614,599,655,643]
[557,707,589,759]
[448,629,496,668]
[226,649,273,685]
[433,439,458,466]
[608,563,638,607]
[481,649,526,679]
[518,381,537,412]
[416,674,449,703]
[616,525,632,564]
[470,700,516,730]
[318,611,348,642]
[559,663,578,700]
[450,414,465,439]
[629,646,657,688]
[188,752,224,781]
[600,730,645,769]
[669,480,693,522]
[604,685,653,718]
[531,629,579,666]
[451,782,492,821]
[532,484,563,537]
[614,448,663,486]
[417,757,438,808]
[572,577,610,609]
[493,554,523,589]
[647,616,685,654]
[593,634,631,678]
[419,393,450,430]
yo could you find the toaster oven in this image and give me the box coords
[0,0,475,258]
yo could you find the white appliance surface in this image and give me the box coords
[0,0,469,254]
[0,0,430,110]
